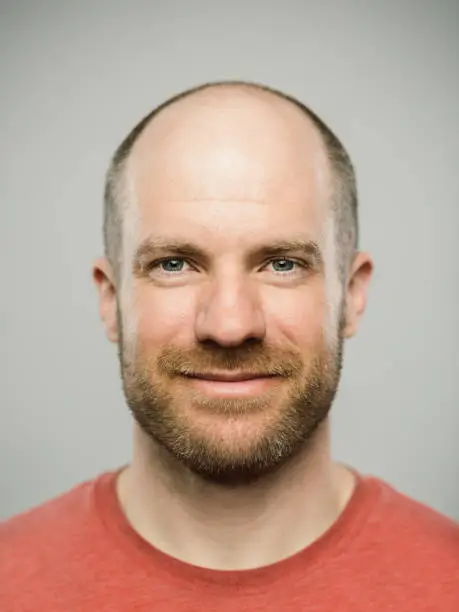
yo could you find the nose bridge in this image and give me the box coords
[194,271,266,346]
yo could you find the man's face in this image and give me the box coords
[99,91,365,485]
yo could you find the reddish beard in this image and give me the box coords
[118,331,344,486]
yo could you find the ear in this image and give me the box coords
[342,251,374,339]
[93,257,119,343]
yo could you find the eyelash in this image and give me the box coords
[147,256,309,276]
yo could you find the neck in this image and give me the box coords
[116,418,356,571]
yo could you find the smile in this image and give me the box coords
[181,372,281,397]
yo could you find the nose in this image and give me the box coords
[194,276,266,347]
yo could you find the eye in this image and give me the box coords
[267,258,304,274]
[148,257,192,274]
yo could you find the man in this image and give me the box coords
[2,81,458,610]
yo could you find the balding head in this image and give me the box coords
[94,82,372,484]
[104,81,358,285]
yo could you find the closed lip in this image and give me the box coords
[182,372,277,382]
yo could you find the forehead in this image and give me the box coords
[126,88,332,243]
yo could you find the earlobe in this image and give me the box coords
[342,252,373,339]
[92,258,119,344]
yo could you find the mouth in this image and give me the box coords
[183,371,277,382]
[179,371,282,398]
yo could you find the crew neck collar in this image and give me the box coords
[92,463,382,594]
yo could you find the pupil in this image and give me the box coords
[164,259,182,271]
[274,259,293,271]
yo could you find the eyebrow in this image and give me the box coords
[133,237,323,272]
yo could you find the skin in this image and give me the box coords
[93,85,373,570]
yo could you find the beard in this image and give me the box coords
[118,313,345,487]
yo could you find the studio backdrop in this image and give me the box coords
[1,0,458,520]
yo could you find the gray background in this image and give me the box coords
[1,1,458,520]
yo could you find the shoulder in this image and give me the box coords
[2,473,96,535]
[373,476,458,537]
[0,473,102,582]
[362,474,459,571]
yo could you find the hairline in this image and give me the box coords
[104,80,358,283]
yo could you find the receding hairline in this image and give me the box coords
[130,82,328,158]
[110,80,341,185]
[104,80,358,280]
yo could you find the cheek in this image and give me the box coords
[264,284,329,348]
[128,283,333,350]
[134,286,196,345]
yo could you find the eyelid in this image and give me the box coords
[144,255,311,276]
[267,256,306,263]
[264,256,311,269]
[148,256,195,269]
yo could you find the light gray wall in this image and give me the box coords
[1,0,458,520]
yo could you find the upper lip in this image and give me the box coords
[183,372,276,382]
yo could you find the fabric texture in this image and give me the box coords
[2,465,458,611]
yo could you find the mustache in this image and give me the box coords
[155,343,304,378]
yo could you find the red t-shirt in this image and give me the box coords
[1,466,458,611]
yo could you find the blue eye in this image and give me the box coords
[159,258,186,272]
[270,259,297,272]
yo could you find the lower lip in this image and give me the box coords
[184,376,279,397]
